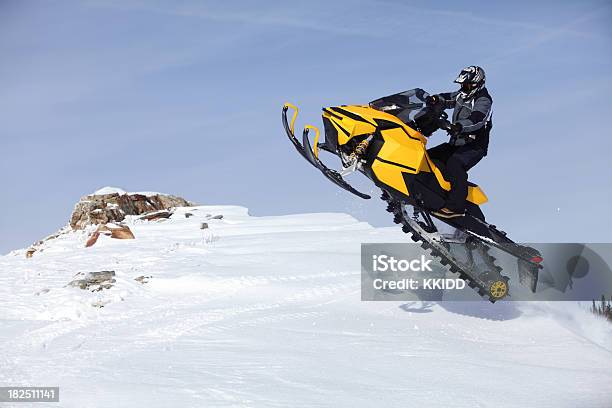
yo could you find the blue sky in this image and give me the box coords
[1,0,611,254]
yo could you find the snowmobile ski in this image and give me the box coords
[282,104,371,199]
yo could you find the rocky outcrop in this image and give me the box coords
[70,189,193,230]
[25,188,194,258]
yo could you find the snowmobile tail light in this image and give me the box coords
[530,256,543,264]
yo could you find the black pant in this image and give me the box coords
[427,142,486,212]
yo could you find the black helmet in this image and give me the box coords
[454,66,485,100]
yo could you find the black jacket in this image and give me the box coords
[438,87,493,153]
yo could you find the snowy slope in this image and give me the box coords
[1,206,611,408]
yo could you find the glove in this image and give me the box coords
[448,122,463,136]
[438,118,452,131]
[425,94,440,106]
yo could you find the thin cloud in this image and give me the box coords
[85,0,387,38]
[378,1,608,41]
[483,6,611,64]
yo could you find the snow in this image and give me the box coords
[92,186,127,195]
[92,186,162,197]
[1,206,611,407]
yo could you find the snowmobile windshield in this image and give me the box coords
[369,88,428,124]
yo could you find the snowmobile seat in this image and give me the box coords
[430,159,478,187]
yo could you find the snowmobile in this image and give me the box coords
[282,89,543,302]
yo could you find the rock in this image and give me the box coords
[85,232,100,248]
[68,271,116,291]
[26,248,36,258]
[135,275,152,284]
[70,190,193,230]
[185,213,194,218]
[139,210,173,221]
[210,214,224,220]
[200,222,209,229]
[105,225,135,240]
[85,224,135,247]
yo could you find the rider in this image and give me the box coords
[425,66,492,219]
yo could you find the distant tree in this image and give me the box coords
[591,295,612,322]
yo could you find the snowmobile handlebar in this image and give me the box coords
[414,104,449,137]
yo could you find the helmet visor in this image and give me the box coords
[461,82,475,92]
[454,69,472,84]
